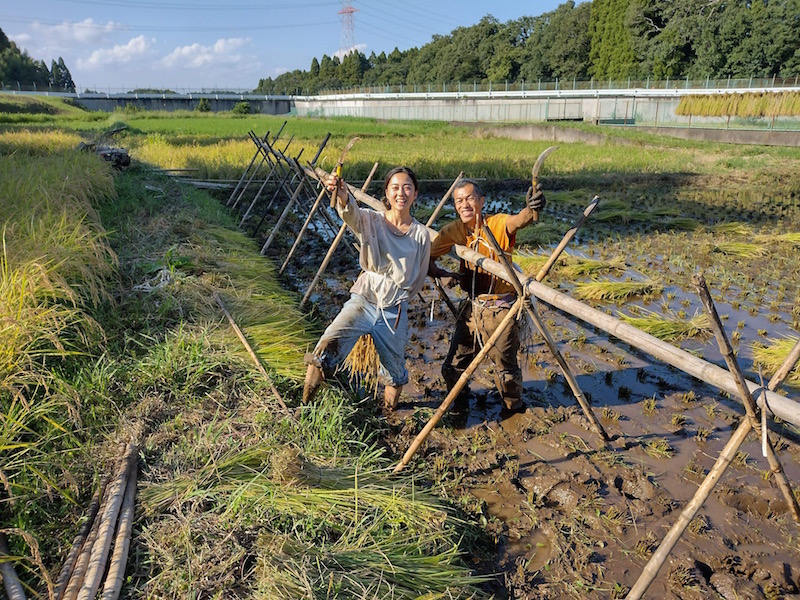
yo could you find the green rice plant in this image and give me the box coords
[514,221,563,248]
[573,278,662,302]
[769,232,800,245]
[708,222,754,236]
[644,437,674,458]
[558,255,627,278]
[751,335,800,387]
[618,307,711,342]
[711,241,769,258]
[513,251,548,274]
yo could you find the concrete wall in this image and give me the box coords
[72,94,292,114]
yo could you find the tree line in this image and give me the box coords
[0,27,75,92]
[256,0,800,95]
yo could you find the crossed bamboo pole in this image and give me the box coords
[626,274,800,599]
[480,223,610,446]
[300,162,380,307]
[238,133,295,222]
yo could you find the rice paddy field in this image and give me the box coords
[2,95,800,599]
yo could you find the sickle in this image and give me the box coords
[330,136,361,207]
[530,145,558,221]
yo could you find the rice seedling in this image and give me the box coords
[751,335,800,387]
[618,307,711,342]
[643,437,674,458]
[573,278,662,302]
[695,427,712,442]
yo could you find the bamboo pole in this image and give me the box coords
[626,313,800,600]
[261,168,316,254]
[214,292,292,418]
[98,462,137,600]
[238,134,289,224]
[231,131,288,211]
[226,130,269,207]
[279,184,328,274]
[536,195,600,281]
[305,166,800,428]
[393,297,525,473]
[250,149,302,237]
[425,171,463,227]
[300,162,380,308]
[0,532,26,600]
[481,223,610,446]
[693,273,800,522]
[76,443,138,600]
[54,475,109,599]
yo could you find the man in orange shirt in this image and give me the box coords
[428,179,545,412]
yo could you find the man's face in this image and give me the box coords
[453,183,484,227]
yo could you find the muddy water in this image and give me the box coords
[271,186,800,599]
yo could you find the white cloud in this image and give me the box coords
[161,37,251,70]
[334,43,368,61]
[78,36,156,69]
[24,18,120,47]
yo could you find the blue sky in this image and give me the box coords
[3,1,579,92]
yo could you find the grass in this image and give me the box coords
[618,307,711,342]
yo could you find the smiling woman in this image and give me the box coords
[302,165,431,411]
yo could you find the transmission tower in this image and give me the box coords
[338,0,358,56]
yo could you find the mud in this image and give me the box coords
[265,185,800,599]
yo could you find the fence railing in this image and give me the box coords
[315,76,800,97]
[3,76,800,98]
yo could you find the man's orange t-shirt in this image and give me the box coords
[430,213,516,296]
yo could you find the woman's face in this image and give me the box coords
[385,172,418,213]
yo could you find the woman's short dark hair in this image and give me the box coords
[381,166,418,209]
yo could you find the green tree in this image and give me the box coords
[588,0,638,79]
[49,56,75,92]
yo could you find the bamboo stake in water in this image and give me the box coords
[393,297,524,473]
[481,223,610,446]
[231,130,284,211]
[239,134,293,224]
[692,272,799,522]
[300,162,380,307]
[626,311,800,600]
[279,184,328,274]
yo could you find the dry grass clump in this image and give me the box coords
[573,278,662,302]
[751,335,800,387]
[343,334,381,394]
[619,308,711,342]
